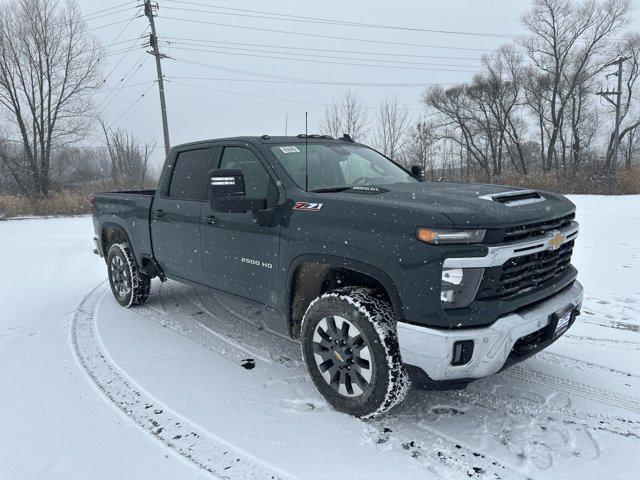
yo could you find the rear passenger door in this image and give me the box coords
[151,146,215,283]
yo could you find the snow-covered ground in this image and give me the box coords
[1,195,639,480]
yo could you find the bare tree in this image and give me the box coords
[620,123,639,168]
[100,121,155,189]
[373,96,411,162]
[319,89,368,141]
[0,0,102,196]
[406,121,437,176]
[602,32,640,170]
[482,46,529,174]
[424,62,526,179]
[520,0,632,171]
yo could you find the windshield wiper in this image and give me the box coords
[310,187,352,193]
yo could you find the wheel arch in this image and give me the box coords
[285,254,404,338]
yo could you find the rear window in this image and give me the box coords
[168,148,213,200]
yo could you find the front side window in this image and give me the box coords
[270,143,417,191]
[168,148,213,200]
[219,147,277,202]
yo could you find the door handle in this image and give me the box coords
[152,209,165,219]
[202,215,219,225]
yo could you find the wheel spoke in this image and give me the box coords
[318,358,334,373]
[349,334,366,353]
[327,316,338,337]
[355,357,370,370]
[329,367,341,388]
[344,372,354,395]
[352,370,368,390]
[340,320,350,340]
[313,342,333,361]
[316,327,333,347]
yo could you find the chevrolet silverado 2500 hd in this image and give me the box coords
[92,135,583,417]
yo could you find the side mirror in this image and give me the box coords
[410,165,424,180]
[208,169,267,213]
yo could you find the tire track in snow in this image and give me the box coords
[180,285,640,439]
[150,282,528,480]
[180,282,640,416]
[71,284,295,480]
[503,365,640,413]
[535,351,640,381]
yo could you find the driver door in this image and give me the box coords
[200,143,281,308]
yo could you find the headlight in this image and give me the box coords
[417,228,486,244]
[441,267,484,308]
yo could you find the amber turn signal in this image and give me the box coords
[416,228,438,243]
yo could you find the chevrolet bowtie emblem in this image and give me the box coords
[547,231,566,251]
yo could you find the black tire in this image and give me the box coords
[301,287,410,418]
[106,243,151,307]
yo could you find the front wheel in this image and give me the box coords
[106,243,151,307]
[301,287,410,418]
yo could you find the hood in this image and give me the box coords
[326,181,575,228]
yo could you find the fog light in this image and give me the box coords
[452,340,474,366]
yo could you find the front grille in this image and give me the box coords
[503,213,575,242]
[477,239,575,300]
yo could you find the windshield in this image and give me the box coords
[270,143,417,191]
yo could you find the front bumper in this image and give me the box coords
[397,280,583,382]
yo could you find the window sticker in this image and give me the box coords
[280,146,300,154]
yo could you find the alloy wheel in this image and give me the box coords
[110,255,131,299]
[312,315,372,397]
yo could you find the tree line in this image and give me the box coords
[2,0,640,203]
[320,0,640,190]
[0,0,154,198]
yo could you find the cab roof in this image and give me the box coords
[172,134,356,150]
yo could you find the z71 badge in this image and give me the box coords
[293,201,323,211]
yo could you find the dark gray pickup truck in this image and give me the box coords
[92,135,583,417]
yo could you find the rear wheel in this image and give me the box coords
[106,243,151,307]
[301,287,410,418]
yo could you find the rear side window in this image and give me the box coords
[167,148,213,200]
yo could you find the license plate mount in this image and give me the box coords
[552,306,574,338]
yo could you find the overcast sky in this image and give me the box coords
[77,0,639,166]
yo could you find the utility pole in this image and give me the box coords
[597,56,630,172]
[144,0,170,157]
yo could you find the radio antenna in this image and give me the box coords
[305,111,309,191]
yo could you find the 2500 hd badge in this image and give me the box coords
[92,135,582,418]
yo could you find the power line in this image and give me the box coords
[98,25,149,95]
[167,79,431,112]
[98,53,150,113]
[108,82,156,128]
[100,9,142,52]
[166,45,481,73]
[81,6,137,23]
[160,40,480,68]
[161,36,482,61]
[82,2,137,19]
[171,57,467,89]
[167,75,454,88]
[97,80,157,93]
[87,17,141,32]
[160,16,493,52]
[162,1,515,39]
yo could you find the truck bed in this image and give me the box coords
[92,190,156,268]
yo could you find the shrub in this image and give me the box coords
[0,190,92,218]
